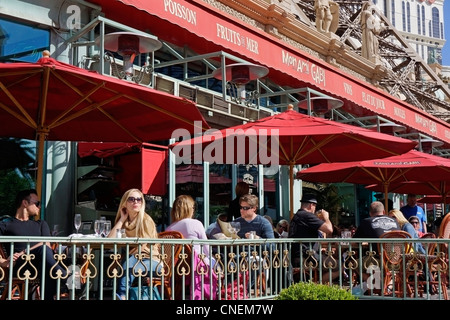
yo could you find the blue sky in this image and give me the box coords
[443,1,450,65]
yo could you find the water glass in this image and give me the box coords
[94,219,105,237]
[74,214,82,234]
[103,220,111,237]
[340,230,352,246]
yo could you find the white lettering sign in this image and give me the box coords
[343,82,353,95]
[445,130,450,140]
[415,114,437,134]
[164,0,197,25]
[393,107,406,119]
[215,23,259,54]
[311,64,326,86]
[362,92,385,110]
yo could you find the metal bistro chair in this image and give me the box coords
[420,232,437,256]
[152,231,192,300]
[378,230,413,297]
[0,243,40,300]
[429,214,450,300]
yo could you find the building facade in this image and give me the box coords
[1,0,450,232]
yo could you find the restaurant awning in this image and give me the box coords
[89,0,450,147]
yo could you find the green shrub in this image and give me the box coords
[275,281,358,300]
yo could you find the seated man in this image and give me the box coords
[353,201,399,246]
[288,194,345,284]
[288,193,333,268]
[0,189,67,300]
[352,201,399,293]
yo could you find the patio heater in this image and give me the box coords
[419,138,444,154]
[297,96,343,117]
[369,122,406,135]
[212,62,269,104]
[96,31,162,83]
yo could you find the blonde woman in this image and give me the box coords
[388,209,425,254]
[166,194,217,299]
[108,188,160,300]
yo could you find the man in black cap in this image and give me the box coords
[288,193,333,268]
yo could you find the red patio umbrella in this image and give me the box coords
[297,149,450,210]
[172,165,232,185]
[417,195,450,204]
[170,105,417,218]
[77,142,141,158]
[0,54,210,197]
[366,181,450,206]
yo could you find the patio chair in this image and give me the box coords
[429,214,450,300]
[438,213,450,245]
[378,230,413,297]
[0,243,40,300]
[152,230,192,300]
[420,232,437,256]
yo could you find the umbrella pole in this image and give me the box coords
[383,183,389,213]
[36,134,45,202]
[290,163,294,220]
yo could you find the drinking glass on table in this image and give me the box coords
[74,214,82,234]
[228,221,241,238]
[340,229,352,246]
[94,219,105,237]
[103,220,111,237]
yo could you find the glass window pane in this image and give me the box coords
[0,18,50,62]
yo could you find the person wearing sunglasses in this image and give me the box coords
[408,216,425,238]
[108,188,161,300]
[0,189,67,300]
[276,219,290,238]
[233,194,274,294]
[234,194,275,240]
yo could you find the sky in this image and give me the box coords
[443,1,450,65]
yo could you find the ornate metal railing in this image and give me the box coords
[0,236,448,300]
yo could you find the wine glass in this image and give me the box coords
[103,220,111,237]
[228,221,240,238]
[74,214,82,234]
[94,219,105,237]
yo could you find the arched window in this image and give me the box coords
[431,7,440,38]
[421,6,425,35]
[417,5,421,34]
[401,1,406,31]
[391,0,396,26]
[406,2,411,32]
